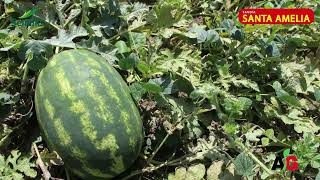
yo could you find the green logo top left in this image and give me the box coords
[18,7,39,19]
[10,4,45,27]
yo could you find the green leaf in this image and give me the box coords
[272,81,300,107]
[168,164,206,180]
[39,150,63,166]
[292,133,320,170]
[0,93,13,106]
[136,61,150,75]
[315,8,320,22]
[0,154,5,172]
[41,25,88,48]
[129,82,146,102]
[239,46,259,58]
[91,1,121,35]
[266,42,280,57]
[311,155,320,168]
[0,93,20,105]
[265,107,320,133]
[265,129,277,142]
[314,87,320,102]
[77,36,118,64]
[15,157,37,178]
[281,1,295,8]
[234,153,255,176]
[65,9,82,27]
[186,119,203,139]
[261,137,269,146]
[1,150,36,179]
[127,32,146,50]
[221,19,234,30]
[223,123,239,135]
[19,40,53,71]
[223,96,252,119]
[118,53,139,70]
[122,2,149,29]
[207,161,224,180]
[115,40,131,54]
[238,97,252,110]
[264,2,274,8]
[231,28,243,41]
[206,30,220,45]
[232,78,260,92]
[11,173,23,180]
[156,49,201,86]
[168,167,186,180]
[142,82,162,93]
[245,129,263,142]
[161,80,176,95]
[217,64,231,78]
[0,31,22,52]
[19,7,38,19]
[189,28,207,43]
[7,150,21,169]
[160,28,196,39]
[186,164,206,180]
[153,4,176,28]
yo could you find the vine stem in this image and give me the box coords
[123,138,229,180]
[109,26,142,41]
[33,143,51,180]
[145,132,171,165]
[145,111,197,165]
[22,63,29,82]
[122,153,194,180]
[55,47,60,54]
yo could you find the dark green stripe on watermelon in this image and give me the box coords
[35,49,143,179]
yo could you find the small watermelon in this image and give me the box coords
[35,49,143,179]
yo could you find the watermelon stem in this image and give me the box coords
[65,168,71,180]
[55,47,60,54]
[22,63,29,81]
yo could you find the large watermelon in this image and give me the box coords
[35,49,143,179]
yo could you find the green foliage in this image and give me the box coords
[168,164,206,180]
[0,93,19,106]
[222,96,252,120]
[234,153,255,177]
[19,40,53,71]
[293,133,320,170]
[0,150,37,180]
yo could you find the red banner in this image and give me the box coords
[238,8,314,24]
